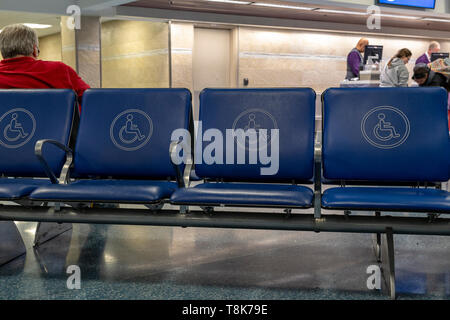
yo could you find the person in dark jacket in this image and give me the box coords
[412,63,449,89]
[345,38,369,80]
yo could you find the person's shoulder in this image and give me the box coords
[400,62,409,70]
[347,50,359,59]
[415,54,425,63]
[428,72,446,84]
[37,60,75,72]
[436,72,448,82]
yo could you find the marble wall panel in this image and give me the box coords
[38,33,62,62]
[101,20,169,88]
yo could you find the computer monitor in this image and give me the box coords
[431,53,449,62]
[363,45,383,65]
[378,0,435,10]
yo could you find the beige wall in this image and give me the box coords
[167,23,450,93]
[61,16,77,70]
[171,24,239,91]
[38,33,62,62]
[101,20,169,88]
[171,22,194,92]
[76,16,102,88]
[194,28,231,91]
[238,27,450,93]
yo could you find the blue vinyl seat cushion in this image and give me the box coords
[322,187,450,212]
[0,178,51,199]
[170,183,314,208]
[29,180,178,203]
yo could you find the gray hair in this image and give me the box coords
[429,41,440,51]
[0,24,39,59]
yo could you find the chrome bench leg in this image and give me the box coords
[34,222,73,247]
[381,227,396,300]
[372,233,382,263]
[0,221,26,267]
[372,212,382,263]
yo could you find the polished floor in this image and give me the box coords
[0,206,449,300]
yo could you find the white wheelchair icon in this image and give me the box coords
[118,114,145,144]
[244,113,268,142]
[373,113,400,141]
[3,113,29,142]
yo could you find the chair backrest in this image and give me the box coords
[0,89,76,177]
[73,89,192,179]
[322,87,449,183]
[195,88,316,182]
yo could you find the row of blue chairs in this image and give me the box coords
[0,87,449,214]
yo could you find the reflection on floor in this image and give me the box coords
[0,211,449,300]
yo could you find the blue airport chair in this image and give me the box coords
[321,87,450,300]
[29,89,192,204]
[321,87,450,213]
[170,88,316,208]
[0,89,76,200]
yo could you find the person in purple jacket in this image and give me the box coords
[415,41,440,65]
[345,38,369,80]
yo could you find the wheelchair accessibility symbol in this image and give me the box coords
[232,108,278,152]
[361,106,410,149]
[110,109,153,151]
[0,108,36,149]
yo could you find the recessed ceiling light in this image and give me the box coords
[379,13,419,19]
[205,0,251,5]
[315,9,420,19]
[252,3,314,10]
[315,9,367,16]
[422,17,450,23]
[22,23,52,29]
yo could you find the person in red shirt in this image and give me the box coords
[0,24,90,112]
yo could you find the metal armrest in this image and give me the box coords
[35,139,73,184]
[170,139,193,188]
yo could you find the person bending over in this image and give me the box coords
[380,48,412,87]
[412,63,449,89]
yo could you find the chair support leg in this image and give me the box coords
[372,233,382,263]
[0,221,26,267]
[372,212,382,262]
[34,222,73,247]
[381,227,396,300]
